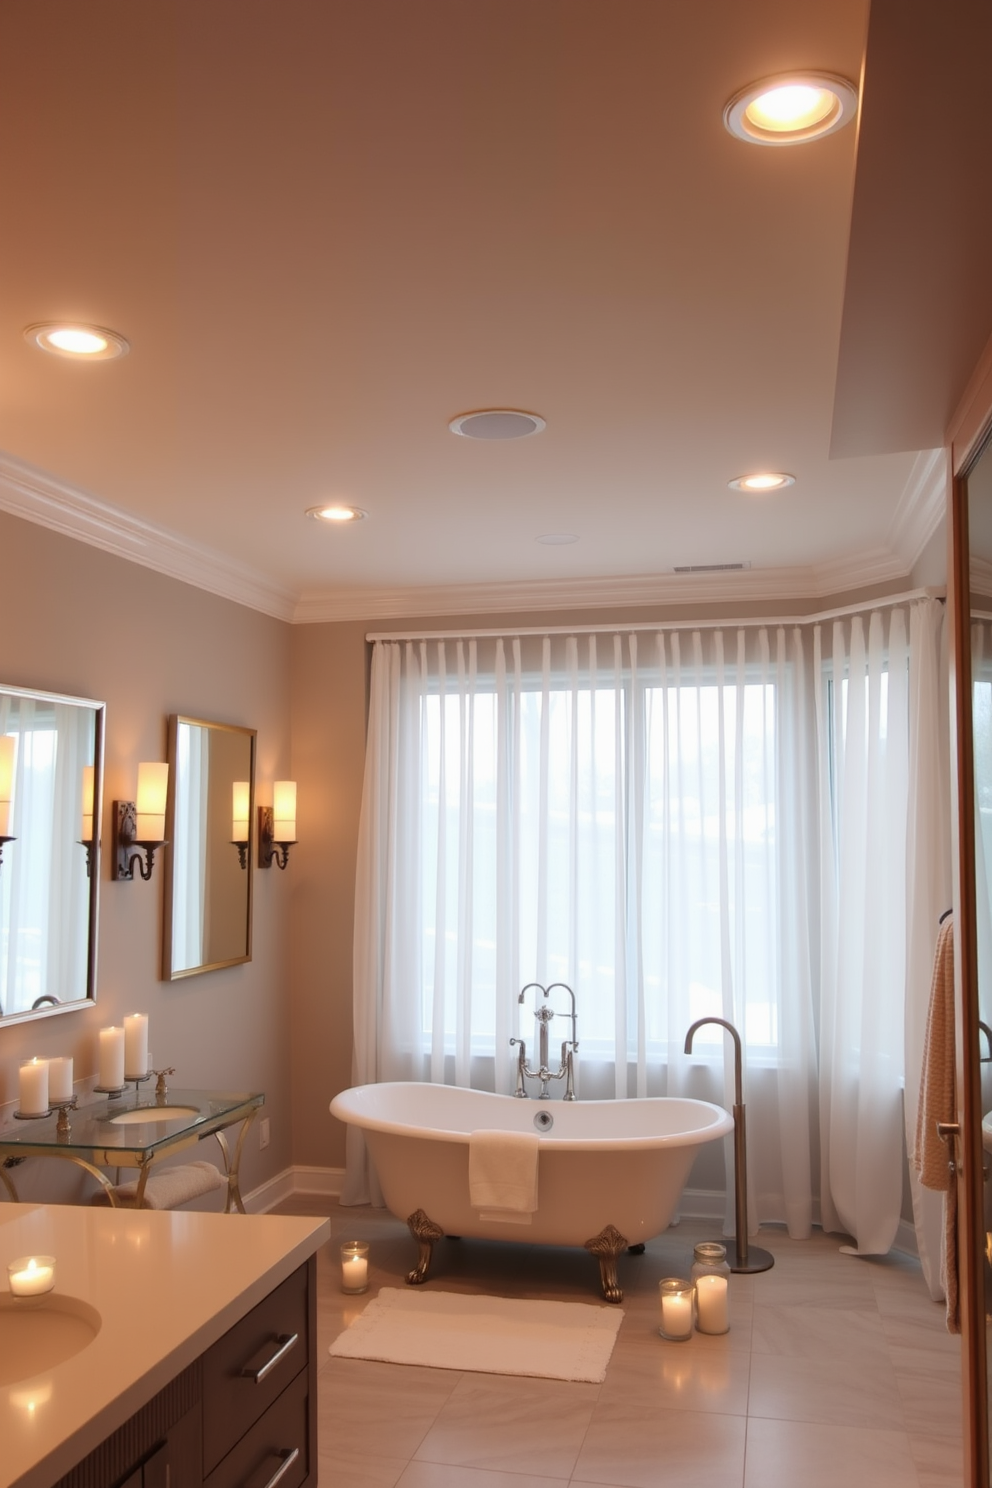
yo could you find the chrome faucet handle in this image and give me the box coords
[509,1039,528,1097]
[152,1067,176,1101]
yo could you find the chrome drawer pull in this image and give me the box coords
[255,1446,300,1488]
[242,1332,299,1383]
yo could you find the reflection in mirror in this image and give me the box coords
[0,684,104,1022]
[163,716,255,980]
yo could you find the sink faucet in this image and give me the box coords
[511,982,578,1099]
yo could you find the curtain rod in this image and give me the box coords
[366,587,945,643]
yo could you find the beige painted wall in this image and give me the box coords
[0,510,293,1202]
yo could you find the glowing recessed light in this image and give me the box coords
[536,533,578,545]
[449,409,546,439]
[306,503,367,524]
[25,322,130,359]
[723,72,858,146]
[728,472,796,492]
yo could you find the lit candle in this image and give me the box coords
[273,780,297,842]
[661,1290,693,1335]
[48,1056,74,1105]
[0,734,15,837]
[340,1242,369,1293]
[81,764,94,841]
[8,1256,55,1297]
[99,1026,125,1089]
[123,1013,149,1080]
[18,1058,49,1116]
[135,762,168,841]
[232,781,250,842]
[695,1273,730,1334]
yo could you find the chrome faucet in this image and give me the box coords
[511,982,578,1099]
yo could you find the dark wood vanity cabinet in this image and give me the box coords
[53,1257,317,1488]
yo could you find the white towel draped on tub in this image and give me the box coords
[468,1129,539,1224]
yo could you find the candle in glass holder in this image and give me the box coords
[340,1242,369,1294]
[48,1057,73,1105]
[658,1278,694,1341]
[18,1058,49,1116]
[8,1256,55,1297]
[694,1273,730,1334]
[99,1026,125,1089]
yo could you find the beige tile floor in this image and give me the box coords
[279,1198,966,1488]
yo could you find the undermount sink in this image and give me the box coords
[0,1294,101,1384]
[106,1105,201,1126]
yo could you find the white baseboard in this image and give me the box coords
[241,1172,922,1260]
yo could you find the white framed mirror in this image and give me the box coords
[162,715,256,980]
[0,683,104,1023]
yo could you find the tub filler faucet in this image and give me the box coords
[511,982,578,1099]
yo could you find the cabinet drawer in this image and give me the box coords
[203,1265,308,1475]
[204,1366,309,1488]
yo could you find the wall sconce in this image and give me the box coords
[258,780,296,870]
[0,735,15,871]
[78,764,95,877]
[115,762,169,881]
[231,780,250,870]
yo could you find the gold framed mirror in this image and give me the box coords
[162,715,256,980]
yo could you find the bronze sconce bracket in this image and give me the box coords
[257,805,293,870]
[114,800,165,882]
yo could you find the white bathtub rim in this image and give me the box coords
[330,1081,734,1152]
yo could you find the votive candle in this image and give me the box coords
[340,1242,369,1294]
[123,1013,149,1080]
[8,1256,55,1297]
[48,1056,73,1105]
[658,1278,694,1341]
[98,1026,125,1089]
[18,1058,49,1116]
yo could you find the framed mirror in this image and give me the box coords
[0,683,104,1023]
[162,715,256,980]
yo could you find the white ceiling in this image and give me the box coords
[0,2,951,620]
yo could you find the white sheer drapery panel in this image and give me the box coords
[971,620,992,1285]
[902,600,951,1298]
[816,608,915,1255]
[345,628,819,1234]
[0,698,92,1014]
[172,723,208,971]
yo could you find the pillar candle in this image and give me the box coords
[695,1273,729,1334]
[48,1056,73,1104]
[81,765,94,842]
[661,1290,693,1336]
[135,762,168,841]
[273,780,297,841]
[123,1013,149,1080]
[99,1026,125,1088]
[18,1058,49,1116]
[0,735,15,838]
[232,781,250,841]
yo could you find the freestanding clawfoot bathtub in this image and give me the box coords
[330,1081,733,1301]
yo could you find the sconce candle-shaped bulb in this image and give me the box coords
[0,734,16,837]
[135,762,168,841]
[273,780,297,842]
[232,780,250,842]
[81,765,94,842]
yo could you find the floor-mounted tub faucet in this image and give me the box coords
[511,982,578,1098]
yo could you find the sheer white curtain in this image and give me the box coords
[347,604,947,1256]
[171,723,208,970]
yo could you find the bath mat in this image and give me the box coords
[329,1287,623,1382]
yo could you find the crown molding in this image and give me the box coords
[293,546,911,624]
[0,444,936,626]
[0,449,297,622]
[886,446,948,565]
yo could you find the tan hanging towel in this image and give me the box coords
[913,913,959,1331]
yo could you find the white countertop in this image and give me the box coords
[0,1202,330,1488]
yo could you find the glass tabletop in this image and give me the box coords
[0,1089,264,1160]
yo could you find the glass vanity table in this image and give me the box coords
[0,1088,264,1212]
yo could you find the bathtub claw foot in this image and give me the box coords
[406,1209,445,1285]
[584,1224,628,1303]
[627,1243,646,1254]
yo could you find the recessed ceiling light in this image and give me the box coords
[728,472,796,492]
[449,409,546,440]
[306,504,368,524]
[723,72,858,146]
[25,322,130,360]
[536,533,578,545]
